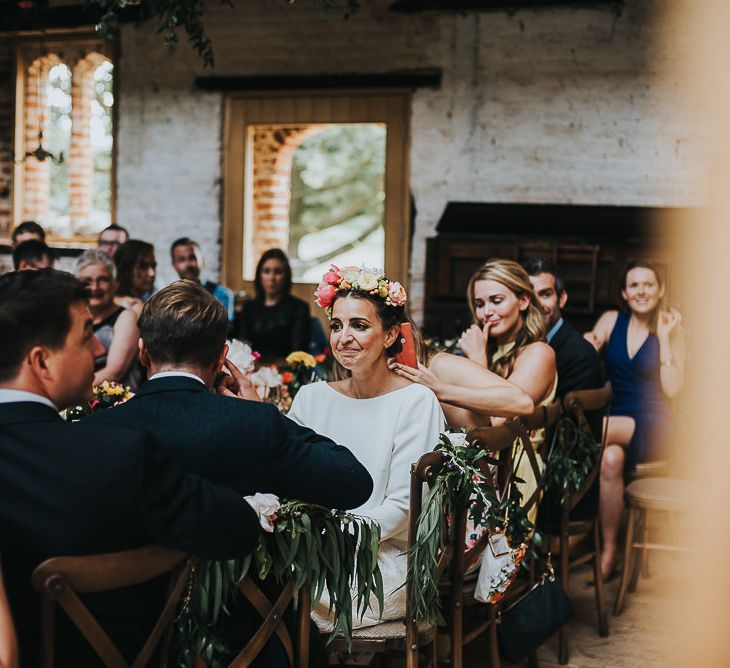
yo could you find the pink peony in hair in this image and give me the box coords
[314,281,337,309]
[323,265,341,286]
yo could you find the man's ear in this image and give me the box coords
[26,345,52,379]
[138,338,151,369]
[215,343,229,373]
[559,290,568,310]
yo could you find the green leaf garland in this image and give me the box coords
[174,499,382,667]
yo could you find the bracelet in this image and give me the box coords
[661,358,675,368]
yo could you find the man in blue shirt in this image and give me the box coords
[170,236,235,324]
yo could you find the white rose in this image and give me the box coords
[244,492,281,532]
[226,339,257,373]
[447,431,468,448]
[249,366,282,387]
[340,266,362,284]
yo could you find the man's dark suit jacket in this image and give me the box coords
[87,375,374,509]
[88,376,374,665]
[539,319,605,529]
[0,401,261,668]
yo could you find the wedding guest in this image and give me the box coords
[11,220,45,248]
[523,257,605,531]
[0,269,261,666]
[170,237,235,323]
[77,250,144,391]
[87,279,374,663]
[459,259,557,522]
[114,239,157,306]
[585,259,685,578]
[233,249,310,360]
[98,223,129,258]
[12,240,53,271]
[0,563,17,668]
[289,265,445,629]
[388,320,534,429]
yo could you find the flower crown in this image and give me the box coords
[314,264,407,317]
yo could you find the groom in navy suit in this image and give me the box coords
[87,280,373,664]
[88,279,373,509]
[0,270,262,667]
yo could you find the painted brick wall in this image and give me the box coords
[112,0,705,315]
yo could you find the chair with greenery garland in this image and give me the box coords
[31,545,190,668]
[326,450,451,668]
[537,383,612,665]
[438,415,551,668]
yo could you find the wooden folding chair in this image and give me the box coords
[538,384,612,664]
[220,576,311,668]
[442,413,556,668]
[326,450,452,668]
[31,545,190,668]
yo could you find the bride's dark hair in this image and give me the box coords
[330,289,407,380]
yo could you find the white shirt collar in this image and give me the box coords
[148,371,205,385]
[0,388,58,411]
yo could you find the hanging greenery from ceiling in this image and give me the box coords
[93,0,362,68]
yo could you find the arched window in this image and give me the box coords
[14,37,114,242]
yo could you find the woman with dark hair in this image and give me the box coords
[233,249,310,359]
[585,259,685,578]
[288,265,444,629]
[113,240,157,310]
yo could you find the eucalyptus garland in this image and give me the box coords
[542,416,600,503]
[174,500,382,667]
[407,433,535,623]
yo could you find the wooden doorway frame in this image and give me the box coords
[221,90,412,307]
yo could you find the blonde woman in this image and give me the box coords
[459,259,557,521]
[388,322,534,429]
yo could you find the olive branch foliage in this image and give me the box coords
[174,499,382,667]
[407,433,537,623]
[542,414,600,503]
[93,0,362,68]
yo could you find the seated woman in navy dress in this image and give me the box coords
[585,260,685,578]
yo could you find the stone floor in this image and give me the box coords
[464,553,685,668]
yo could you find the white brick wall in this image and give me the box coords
[115,0,705,318]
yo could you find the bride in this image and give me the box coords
[288,265,445,629]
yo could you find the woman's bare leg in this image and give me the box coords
[599,416,635,577]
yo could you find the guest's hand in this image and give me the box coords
[657,307,681,341]
[217,359,261,402]
[458,324,489,366]
[388,359,443,396]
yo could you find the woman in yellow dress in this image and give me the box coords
[459,259,557,523]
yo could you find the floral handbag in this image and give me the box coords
[473,525,527,604]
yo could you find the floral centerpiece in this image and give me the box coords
[64,380,134,421]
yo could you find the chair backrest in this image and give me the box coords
[560,382,612,512]
[463,419,543,570]
[31,546,190,668]
[225,578,302,668]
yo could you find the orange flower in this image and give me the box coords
[314,353,327,364]
[281,372,294,384]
